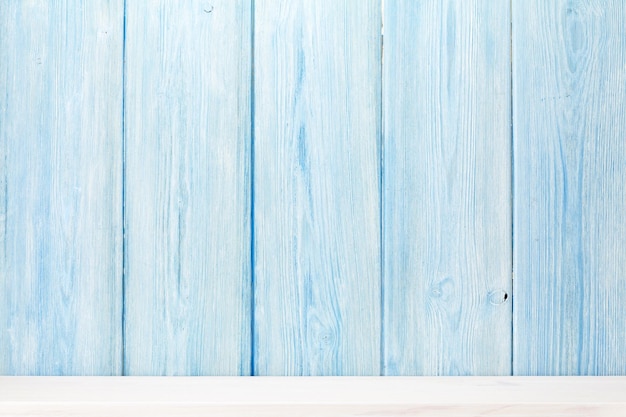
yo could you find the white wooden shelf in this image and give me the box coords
[0,377,624,416]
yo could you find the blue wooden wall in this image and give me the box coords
[1,0,624,376]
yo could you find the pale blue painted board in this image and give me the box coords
[253,0,381,375]
[123,0,252,375]
[383,0,512,375]
[513,0,626,375]
[0,1,124,375]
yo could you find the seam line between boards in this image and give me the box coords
[379,0,385,377]
[249,0,256,377]
[509,0,515,377]
[121,0,128,377]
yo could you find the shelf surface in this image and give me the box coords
[0,376,625,416]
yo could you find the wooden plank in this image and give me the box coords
[123,0,252,375]
[1,377,625,416]
[253,0,381,375]
[0,1,124,375]
[383,0,512,375]
[512,1,626,375]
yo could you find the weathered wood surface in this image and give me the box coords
[2,0,626,378]
[0,1,124,375]
[512,0,626,375]
[123,0,252,375]
[383,0,513,375]
[253,0,382,375]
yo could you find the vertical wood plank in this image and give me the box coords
[124,0,252,375]
[0,1,124,375]
[513,0,626,375]
[383,0,512,375]
[253,0,381,375]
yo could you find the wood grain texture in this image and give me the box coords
[0,1,124,375]
[383,0,512,375]
[513,1,626,375]
[124,0,252,375]
[2,377,626,417]
[253,0,381,375]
